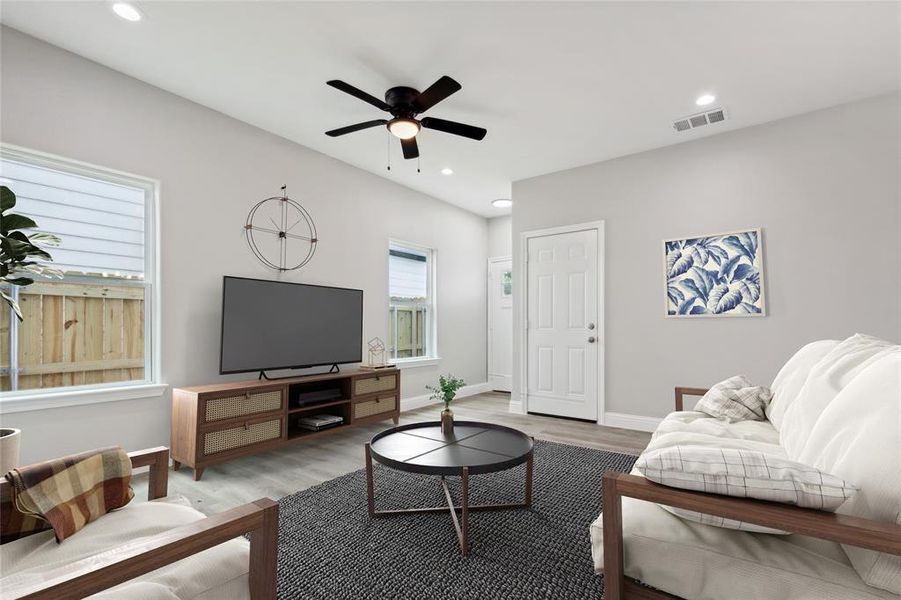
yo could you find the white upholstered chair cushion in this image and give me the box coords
[766,339,839,431]
[797,349,901,596]
[0,496,250,599]
[780,334,896,460]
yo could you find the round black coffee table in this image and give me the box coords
[365,421,534,556]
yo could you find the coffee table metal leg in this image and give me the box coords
[525,447,534,507]
[365,443,375,518]
[461,467,470,556]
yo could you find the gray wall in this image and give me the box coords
[487,215,512,258]
[513,93,901,419]
[0,28,488,463]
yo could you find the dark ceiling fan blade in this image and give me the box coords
[420,117,487,141]
[400,137,419,160]
[325,119,387,137]
[327,80,392,112]
[412,76,462,113]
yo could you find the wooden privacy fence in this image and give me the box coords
[388,304,427,359]
[0,281,145,391]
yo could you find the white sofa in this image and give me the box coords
[591,334,901,600]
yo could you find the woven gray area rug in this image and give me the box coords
[275,440,637,599]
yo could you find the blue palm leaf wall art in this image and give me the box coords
[663,228,766,317]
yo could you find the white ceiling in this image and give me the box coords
[1,2,898,217]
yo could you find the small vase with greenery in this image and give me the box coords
[426,374,465,435]
[1,185,61,320]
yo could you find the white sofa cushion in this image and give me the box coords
[797,349,901,595]
[635,445,858,534]
[590,484,901,600]
[767,339,839,430]
[0,496,250,599]
[694,375,772,422]
[781,334,896,460]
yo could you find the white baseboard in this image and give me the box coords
[508,400,524,414]
[400,382,492,412]
[603,412,662,433]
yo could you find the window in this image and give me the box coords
[388,242,435,362]
[0,146,157,399]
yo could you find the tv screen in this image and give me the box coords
[220,276,363,374]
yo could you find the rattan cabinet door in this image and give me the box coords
[203,389,284,423]
[202,418,283,456]
[354,375,397,397]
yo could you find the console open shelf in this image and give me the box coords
[171,367,400,480]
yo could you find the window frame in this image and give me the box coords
[387,239,439,367]
[0,143,165,412]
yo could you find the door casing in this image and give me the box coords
[518,221,605,424]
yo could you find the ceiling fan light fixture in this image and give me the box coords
[387,118,421,140]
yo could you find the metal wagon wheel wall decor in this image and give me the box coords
[244,186,318,271]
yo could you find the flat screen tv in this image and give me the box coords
[220,276,363,375]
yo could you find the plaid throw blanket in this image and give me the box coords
[2,446,134,543]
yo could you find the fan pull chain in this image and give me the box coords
[417,154,421,174]
[386,132,391,171]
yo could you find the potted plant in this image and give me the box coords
[0,428,21,474]
[1,185,62,320]
[1,185,60,471]
[426,374,466,435]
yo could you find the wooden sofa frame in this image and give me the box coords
[601,387,901,600]
[0,447,279,600]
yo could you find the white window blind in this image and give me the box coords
[1,158,145,278]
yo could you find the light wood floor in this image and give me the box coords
[134,392,650,515]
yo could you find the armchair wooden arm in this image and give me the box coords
[673,386,708,411]
[0,446,170,504]
[601,472,901,600]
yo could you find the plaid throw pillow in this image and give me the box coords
[694,375,772,422]
[4,446,134,543]
[636,445,859,534]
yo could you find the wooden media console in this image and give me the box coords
[171,368,400,480]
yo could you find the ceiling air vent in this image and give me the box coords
[673,107,727,132]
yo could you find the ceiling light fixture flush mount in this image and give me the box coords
[492,199,512,208]
[441,167,454,175]
[111,2,142,21]
[696,94,716,106]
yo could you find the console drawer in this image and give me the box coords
[354,396,396,420]
[203,418,282,455]
[203,389,283,423]
[354,374,397,397]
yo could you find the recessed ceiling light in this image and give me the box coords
[441,167,454,175]
[492,199,513,208]
[696,94,716,107]
[112,2,143,21]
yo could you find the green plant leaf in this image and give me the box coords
[0,186,15,213]
[0,288,23,322]
[27,232,62,247]
[1,213,37,234]
[3,276,34,286]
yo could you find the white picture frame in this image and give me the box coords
[663,227,766,318]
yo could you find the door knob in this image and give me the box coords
[588,336,596,344]
[587,322,595,330]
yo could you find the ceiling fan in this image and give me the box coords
[325,75,487,160]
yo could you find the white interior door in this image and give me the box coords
[488,258,513,392]
[526,228,599,420]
